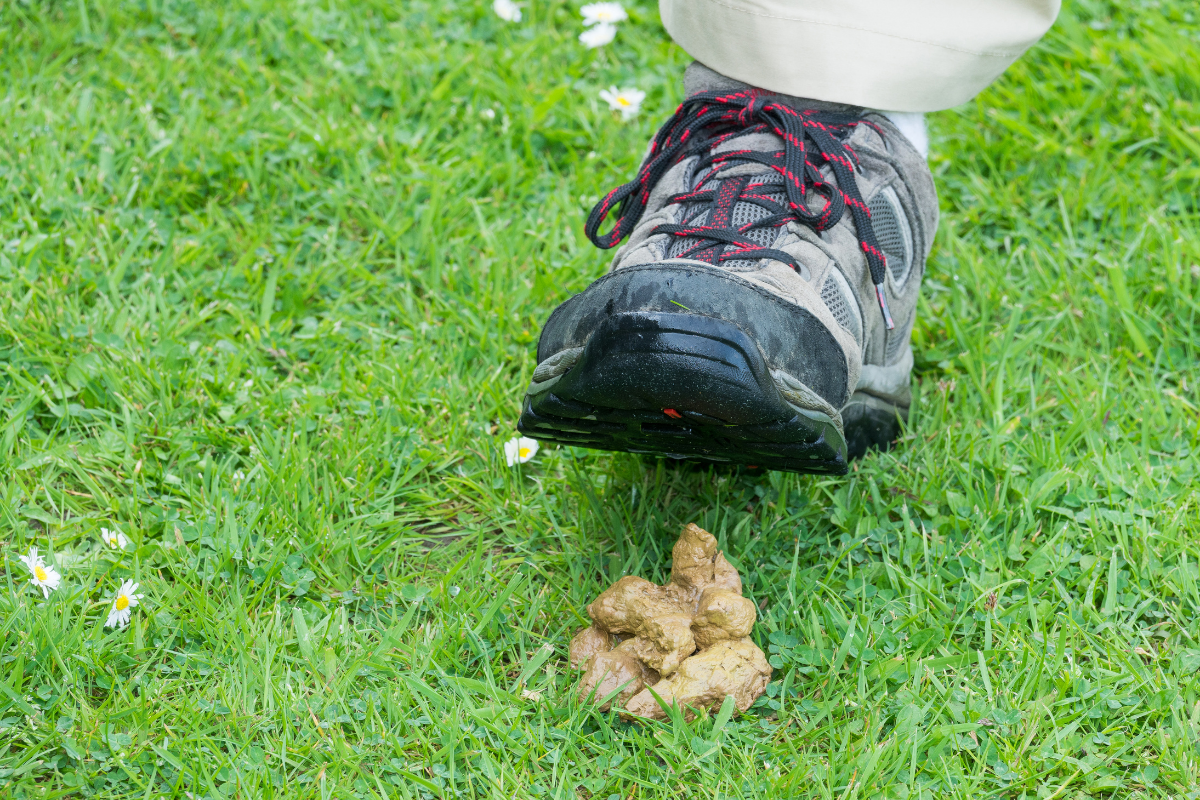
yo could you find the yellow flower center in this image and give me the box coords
[617,97,631,106]
[34,565,48,581]
[115,595,129,610]
[518,447,532,459]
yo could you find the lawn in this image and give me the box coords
[2,0,1199,797]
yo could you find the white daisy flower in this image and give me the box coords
[599,87,646,120]
[493,0,522,22]
[579,22,617,48]
[504,436,539,466]
[581,2,627,26]
[100,527,130,549]
[18,547,61,598]
[105,580,145,628]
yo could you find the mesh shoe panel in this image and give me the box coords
[666,208,710,259]
[819,268,863,346]
[666,174,784,266]
[885,314,912,363]
[724,188,784,268]
[867,187,913,287]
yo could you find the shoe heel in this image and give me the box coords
[842,391,907,459]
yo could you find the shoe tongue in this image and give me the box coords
[692,132,783,192]
[695,169,780,194]
[670,148,788,265]
[683,61,864,115]
[712,131,783,156]
[668,120,794,266]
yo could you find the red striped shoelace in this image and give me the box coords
[585,89,895,329]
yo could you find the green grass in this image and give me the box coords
[1,0,1199,797]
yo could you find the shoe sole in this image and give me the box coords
[517,312,904,474]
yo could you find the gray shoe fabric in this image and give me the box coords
[597,62,939,425]
[524,62,940,467]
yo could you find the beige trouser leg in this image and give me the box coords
[660,0,1061,112]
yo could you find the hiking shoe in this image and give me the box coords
[517,63,938,474]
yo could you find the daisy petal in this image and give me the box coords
[579,22,617,48]
[581,3,627,26]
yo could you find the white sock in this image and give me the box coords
[879,111,929,159]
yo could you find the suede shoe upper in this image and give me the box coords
[519,64,939,471]
[578,68,937,413]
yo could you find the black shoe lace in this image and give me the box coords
[585,89,895,329]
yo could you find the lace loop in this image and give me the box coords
[585,90,895,328]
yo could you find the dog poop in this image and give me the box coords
[570,524,772,721]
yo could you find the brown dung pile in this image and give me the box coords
[568,524,772,721]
